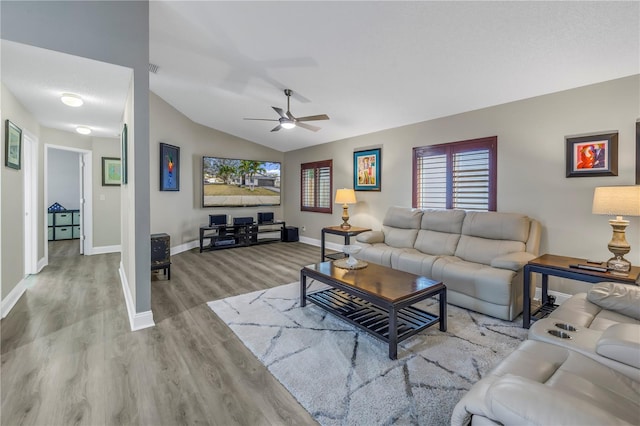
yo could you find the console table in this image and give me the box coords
[522,254,640,328]
[199,221,285,252]
[321,226,371,262]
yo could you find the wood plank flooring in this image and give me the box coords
[1,240,322,425]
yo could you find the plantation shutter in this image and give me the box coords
[301,160,333,213]
[413,137,496,211]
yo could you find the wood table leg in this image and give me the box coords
[439,289,447,331]
[300,270,307,307]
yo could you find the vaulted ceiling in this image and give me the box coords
[2,2,638,151]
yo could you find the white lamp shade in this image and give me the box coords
[592,186,640,216]
[335,188,357,204]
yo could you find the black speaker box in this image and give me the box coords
[233,216,254,225]
[281,226,299,242]
[257,212,274,224]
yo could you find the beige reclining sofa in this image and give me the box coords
[355,207,541,321]
[451,281,640,425]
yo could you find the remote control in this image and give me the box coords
[571,263,608,272]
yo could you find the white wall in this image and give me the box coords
[284,75,640,295]
[92,137,121,248]
[47,149,80,210]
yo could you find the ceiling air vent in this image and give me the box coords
[149,63,160,74]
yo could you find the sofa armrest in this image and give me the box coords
[596,324,640,368]
[587,282,640,320]
[485,375,630,426]
[355,230,384,244]
[490,252,536,271]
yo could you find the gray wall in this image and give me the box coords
[1,0,151,313]
[0,84,41,299]
[47,149,80,210]
[284,75,640,294]
[149,92,285,246]
[92,137,122,248]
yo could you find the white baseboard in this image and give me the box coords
[118,262,155,331]
[534,288,572,305]
[1,277,28,318]
[299,236,343,252]
[37,257,47,273]
[170,240,199,255]
[91,245,121,255]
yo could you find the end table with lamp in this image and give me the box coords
[321,188,371,261]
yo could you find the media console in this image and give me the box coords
[199,221,286,252]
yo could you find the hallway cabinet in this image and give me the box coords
[48,210,81,241]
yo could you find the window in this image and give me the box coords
[413,137,497,211]
[301,160,333,213]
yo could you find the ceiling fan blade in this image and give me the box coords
[271,124,282,132]
[295,114,330,122]
[244,118,279,121]
[272,106,287,118]
[296,122,321,132]
[286,110,295,120]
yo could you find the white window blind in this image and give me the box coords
[301,160,333,213]
[413,137,496,211]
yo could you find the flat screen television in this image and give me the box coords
[202,156,281,207]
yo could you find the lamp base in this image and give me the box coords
[340,204,351,229]
[607,256,631,273]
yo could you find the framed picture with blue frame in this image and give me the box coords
[353,148,381,191]
[160,142,180,191]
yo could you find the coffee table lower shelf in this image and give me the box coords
[307,288,440,347]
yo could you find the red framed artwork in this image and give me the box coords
[566,132,618,178]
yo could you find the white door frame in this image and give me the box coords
[44,144,92,262]
[23,131,39,275]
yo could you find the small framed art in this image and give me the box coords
[354,148,381,191]
[102,157,122,186]
[5,120,22,170]
[566,132,618,178]
[160,142,180,191]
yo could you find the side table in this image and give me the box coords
[522,254,640,328]
[321,226,371,262]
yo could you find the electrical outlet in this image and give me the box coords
[302,225,306,232]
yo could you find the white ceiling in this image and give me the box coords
[150,1,639,152]
[1,39,132,139]
[1,2,638,150]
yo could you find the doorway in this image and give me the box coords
[44,145,92,262]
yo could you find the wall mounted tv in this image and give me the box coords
[202,156,281,207]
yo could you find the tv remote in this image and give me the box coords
[571,264,608,272]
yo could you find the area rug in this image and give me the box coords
[208,282,527,425]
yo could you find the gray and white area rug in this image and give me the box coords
[208,282,527,425]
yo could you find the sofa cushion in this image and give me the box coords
[454,235,525,266]
[393,249,439,276]
[549,293,640,331]
[355,243,408,268]
[414,230,460,256]
[380,207,423,248]
[431,257,517,306]
[587,282,640,321]
[461,211,530,242]
[355,230,385,244]
[420,208,466,233]
[596,324,640,369]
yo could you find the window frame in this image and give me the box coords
[412,136,497,211]
[300,159,333,213]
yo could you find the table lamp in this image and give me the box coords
[335,188,357,229]
[592,185,640,272]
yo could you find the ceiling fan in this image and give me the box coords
[244,89,329,132]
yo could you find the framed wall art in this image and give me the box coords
[5,120,22,170]
[565,132,618,178]
[121,123,128,184]
[160,142,180,191]
[354,148,381,191]
[636,120,639,184]
[102,157,122,186]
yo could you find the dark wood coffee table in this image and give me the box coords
[300,261,446,359]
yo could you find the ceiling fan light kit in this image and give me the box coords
[244,89,329,133]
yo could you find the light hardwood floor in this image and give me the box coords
[1,240,322,425]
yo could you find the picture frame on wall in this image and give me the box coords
[102,157,122,186]
[565,132,618,178]
[159,142,180,191]
[353,148,381,191]
[121,123,128,184]
[636,120,639,184]
[5,120,22,170]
